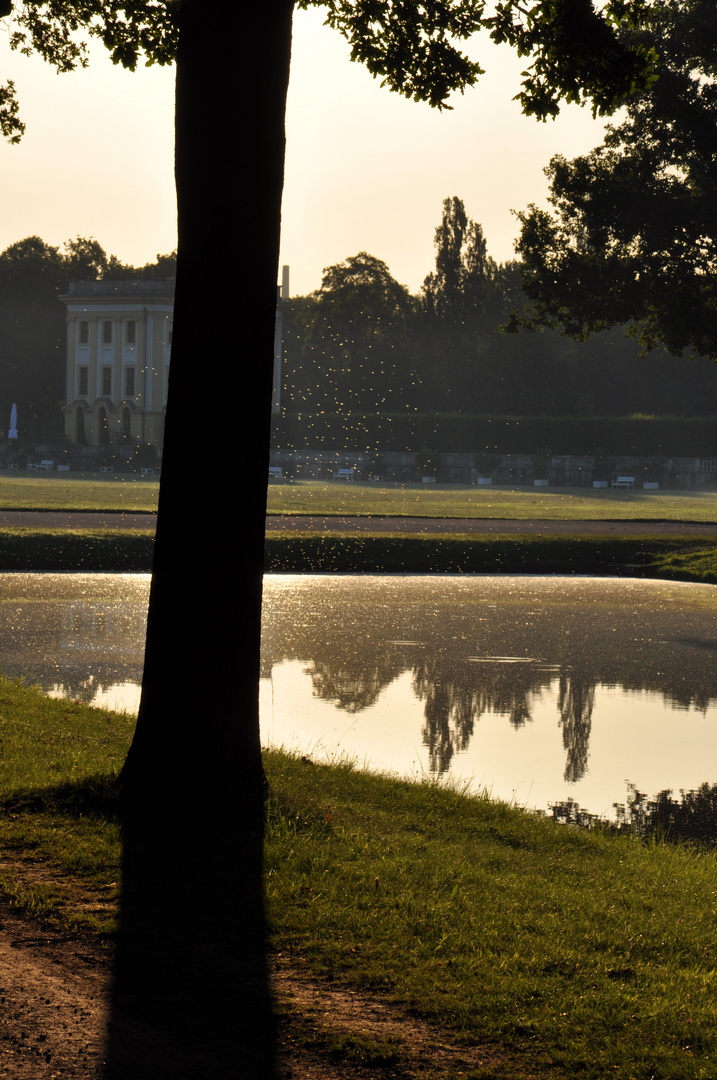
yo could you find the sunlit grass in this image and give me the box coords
[2,683,717,1076]
[0,678,133,791]
[0,473,158,512]
[265,749,717,1080]
[266,480,717,521]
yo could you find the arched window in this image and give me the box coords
[122,407,131,438]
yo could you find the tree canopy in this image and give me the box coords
[511,0,717,360]
[0,0,657,143]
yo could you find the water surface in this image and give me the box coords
[1,572,716,816]
[260,575,717,815]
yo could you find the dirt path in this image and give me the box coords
[1,509,716,539]
[265,514,717,537]
[0,899,543,1080]
[0,903,108,1078]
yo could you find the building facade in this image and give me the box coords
[62,279,174,449]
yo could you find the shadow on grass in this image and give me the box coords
[0,772,122,819]
[1,775,278,1078]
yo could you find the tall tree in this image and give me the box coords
[0,0,660,812]
[420,198,505,408]
[423,197,497,322]
[511,0,717,360]
[0,236,66,440]
[284,252,417,412]
[1,2,659,1071]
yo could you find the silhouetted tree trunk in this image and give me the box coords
[120,0,294,831]
[106,5,292,1075]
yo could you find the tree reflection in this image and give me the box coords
[412,658,554,774]
[305,653,405,712]
[558,672,596,782]
[262,574,717,786]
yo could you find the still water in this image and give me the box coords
[1,572,717,816]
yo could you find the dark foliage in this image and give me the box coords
[282,199,717,421]
[513,0,717,361]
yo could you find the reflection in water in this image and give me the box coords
[0,572,716,815]
[261,575,717,813]
[0,573,149,713]
[559,674,595,783]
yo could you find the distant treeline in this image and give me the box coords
[272,412,717,457]
[280,198,717,423]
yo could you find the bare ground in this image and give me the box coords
[0,893,547,1080]
[265,514,717,537]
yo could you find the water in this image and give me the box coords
[0,572,150,713]
[260,575,717,815]
[1,571,717,816]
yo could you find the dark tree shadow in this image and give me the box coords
[104,820,276,1079]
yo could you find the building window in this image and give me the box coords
[126,320,136,345]
[101,367,112,397]
[103,320,112,345]
[79,321,89,345]
[75,406,86,445]
[167,322,173,347]
[78,366,89,397]
[122,407,131,438]
[98,407,109,446]
[125,366,135,398]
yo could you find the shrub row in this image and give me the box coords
[272,413,717,456]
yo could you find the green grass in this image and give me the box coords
[2,682,717,1076]
[265,751,717,1080]
[267,480,717,521]
[0,528,154,570]
[0,473,158,511]
[0,679,131,931]
[265,532,717,582]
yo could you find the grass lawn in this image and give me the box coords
[2,473,717,523]
[3,679,717,1078]
[0,473,159,512]
[267,480,717,521]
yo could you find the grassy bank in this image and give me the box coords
[267,480,717,521]
[2,681,717,1077]
[0,527,715,581]
[0,528,154,570]
[266,751,717,1080]
[265,532,717,582]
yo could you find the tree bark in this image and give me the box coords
[120,0,294,831]
[105,5,293,1075]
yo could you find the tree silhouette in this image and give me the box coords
[1,1,659,1072]
[511,0,717,360]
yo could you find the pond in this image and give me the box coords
[1,572,716,816]
[260,575,717,816]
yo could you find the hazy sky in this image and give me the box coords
[0,6,609,296]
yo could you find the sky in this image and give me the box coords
[0,6,610,297]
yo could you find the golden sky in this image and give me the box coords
[0,6,609,296]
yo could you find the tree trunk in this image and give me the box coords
[120,0,294,831]
[105,6,293,1075]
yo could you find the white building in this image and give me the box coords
[63,267,289,447]
[61,279,174,448]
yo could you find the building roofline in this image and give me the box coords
[60,279,176,300]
